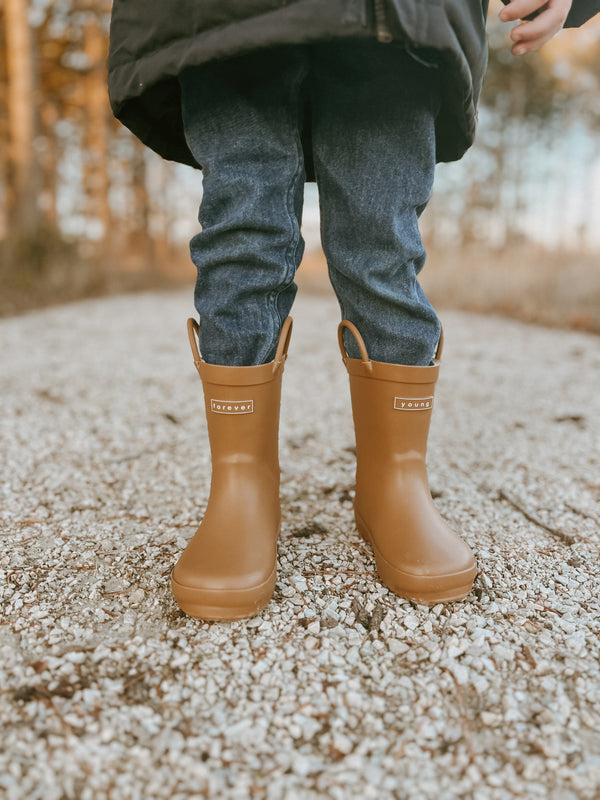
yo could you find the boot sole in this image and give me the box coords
[355,511,477,605]
[171,566,277,622]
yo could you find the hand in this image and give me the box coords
[499,0,573,55]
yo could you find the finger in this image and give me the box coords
[512,27,556,53]
[510,5,567,49]
[499,0,548,21]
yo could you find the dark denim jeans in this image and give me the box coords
[179,40,441,366]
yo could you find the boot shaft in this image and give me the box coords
[347,367,437,466]
[200,365,283,467]
[188,317,292,467]
[339,320,440,465]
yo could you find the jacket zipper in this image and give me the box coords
[373,0,393,42]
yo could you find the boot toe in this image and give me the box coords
[373,543,477,605]
[171,563,277,621]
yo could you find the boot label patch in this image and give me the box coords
[394,396,433,411]
[210,399,254,415]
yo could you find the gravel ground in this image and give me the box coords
[1,290,599,800]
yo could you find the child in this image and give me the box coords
[108,0,598,620]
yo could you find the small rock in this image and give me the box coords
[129,588,145,606]
[388,639,409,656]
[332,733,354,755]
[403,614,419,630]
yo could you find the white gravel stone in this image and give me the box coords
[403,614,420,630]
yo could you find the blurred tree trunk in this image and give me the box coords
[5,0,40,235]
[129,137,155,271]
[509,68,528,240]
[83,14,111,257]
[39,101,59,227]
[150,157,172,270]
[0,115,7,240]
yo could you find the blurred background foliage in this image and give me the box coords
[1,0,599,329]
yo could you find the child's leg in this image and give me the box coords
[312,42,477,603]
[173,47,307,620]
[310,40,441,367]
[179,47,308,366]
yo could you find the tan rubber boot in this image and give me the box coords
[171,317,293,621]
[338,320,477,604]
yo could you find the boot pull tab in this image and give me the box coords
[187,318,203,375]
[272,316,294,373]
[337,320,373,372]
[433,326,444,363]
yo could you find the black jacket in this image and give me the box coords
[107,0,599,173]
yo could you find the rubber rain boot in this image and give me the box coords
[171,317,293,620]
[338,319,477,604]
